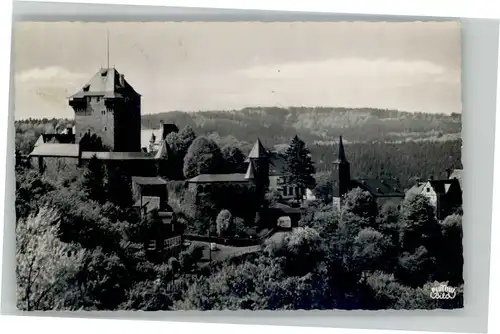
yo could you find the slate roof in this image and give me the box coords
[69,68,140,99]
[352,178,404,198]
[187,173,249,183]
[154,140,170,159]
[449,169,463,189]
[406,183,426,198]
[428,179,460,194]
[245,160,256,180]
[80,151,153,160]
[132,176,167,185]
[29,143,80,158]
[248,139,268,159]
[40,133,76,144]
[336,136,348,163]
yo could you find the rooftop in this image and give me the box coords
[428,179,461,194]
[80,151,153,160]
[29,143,79,158]
[69,68,140,100]
[248,139,269,159]
[132,176,168,186]
[352,178,404,197]
[187,173,249,183]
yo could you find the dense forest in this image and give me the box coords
[15,161,464,311]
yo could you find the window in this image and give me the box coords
[101,110,106,115]
[283,186,287,196]
[96,97,100,102]
[147,240,156,250]
[426,187,430,193]
[164,236,181,250]
[104,127,107,131]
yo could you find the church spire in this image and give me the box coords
[337,136,348,163]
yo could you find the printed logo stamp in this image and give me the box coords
[430,284,456,300]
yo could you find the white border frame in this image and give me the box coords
[1,2,499,334]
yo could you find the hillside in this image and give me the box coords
[141,107,462,146]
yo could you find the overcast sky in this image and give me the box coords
[13,21,461,119]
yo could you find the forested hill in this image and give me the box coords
[141,107,462,145]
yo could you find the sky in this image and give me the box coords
[12,21,462,119]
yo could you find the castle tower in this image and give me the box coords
[247,138,270,200]
[69,68,142,152]
[332,136,351,210]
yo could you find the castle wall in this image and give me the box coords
[75,96,115,149]
[114,97,141,152]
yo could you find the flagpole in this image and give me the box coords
[106,28,110,69]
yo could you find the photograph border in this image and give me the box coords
[1,2,499,333]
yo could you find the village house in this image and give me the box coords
[130,176,184,258]
[406,169,463,220]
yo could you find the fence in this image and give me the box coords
[184,228,277,247]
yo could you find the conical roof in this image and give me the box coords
[154,140,170,159]
[248,138,268,159]
[336,136,348,163]
[245,160,256,180]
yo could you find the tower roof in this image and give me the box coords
[245,160,256,180]
[69,68,140,99]
[248,138,268,159]
[154,140,170,159]
[336,136,348,163]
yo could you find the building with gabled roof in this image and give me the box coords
[406,175,462,220]
[69,67,142,152]
[332,135,405,210]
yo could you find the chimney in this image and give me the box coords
[416,177,421,185]
[429,176,434,181]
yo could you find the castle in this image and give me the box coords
[28,67,461,225]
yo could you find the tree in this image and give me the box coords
[343,188,378,225]
[396,246,437,287]
[183,136,223,179]
[216,209,233,237]
[221,145,246,173]
[16,207,86,310]
[399,194,441,253]
[81,155,106,203]
[264,227,324,276]
[282,135,316,202]
[352,228,393,273]
[438,214,463,285]
[16,169,55,220]
[106,164,133,208]
[166,126,197,179]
